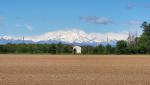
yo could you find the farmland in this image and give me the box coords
[0,55,150,85]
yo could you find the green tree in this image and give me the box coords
[93,45,105,54]
[105,44,115,54]
[116,40,128,54]
[138,22,150,53]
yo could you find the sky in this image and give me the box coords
[0,0,150,37]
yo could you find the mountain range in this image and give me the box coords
[0,29,128,46]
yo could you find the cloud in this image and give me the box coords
[0,16,4,26]
[16,23,33,31]
[15,24,22,28]
[126,3,135,10]
[128,20,142,26]
[25,24,33,31]
[126,3,150,10]
[144,4,150,9]
[80,16,113,25]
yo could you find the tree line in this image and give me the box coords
[0,22,150,54]
[0,43,116,54]
[0,43,73,54]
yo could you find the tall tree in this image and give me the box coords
[138,22,150,53]
[116,40,128,54]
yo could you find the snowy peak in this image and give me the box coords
[0,29,129,44]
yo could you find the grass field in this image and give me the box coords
[0,55,150,85]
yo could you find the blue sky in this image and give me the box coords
[0,0,150,36]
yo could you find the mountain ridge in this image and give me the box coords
[0,29,128,46]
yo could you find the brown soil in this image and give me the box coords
[0,55,150,85]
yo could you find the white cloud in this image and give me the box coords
[25,24,33,31]
[15,23,33,31]
[0,16,4,26]
[15,24,22,28]
[126,3,135,10]
[80,16,113,25]
[126,3,150,10]
[128,20,142,26]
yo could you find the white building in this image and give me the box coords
[73,46,82,54]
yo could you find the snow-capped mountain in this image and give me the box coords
[0,29,128,46]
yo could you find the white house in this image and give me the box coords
[73,46,82,54]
